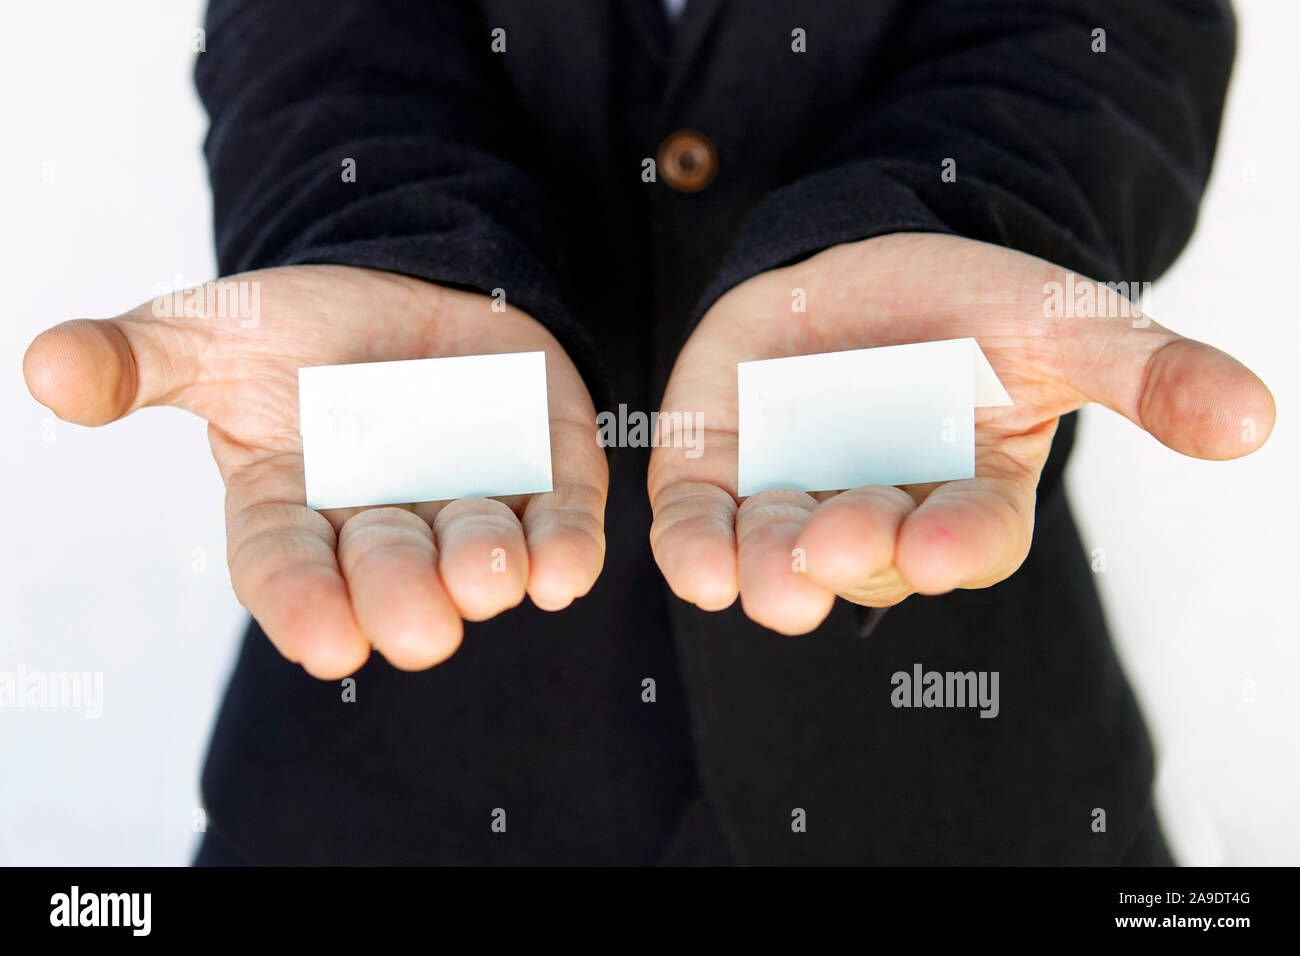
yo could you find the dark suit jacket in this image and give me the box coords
[193,0,1233,864]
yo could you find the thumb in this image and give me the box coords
[23,309,203,427]
[1058,307,1275,461]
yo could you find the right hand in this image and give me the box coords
[649,233,1275,635]
[24,265,607,678]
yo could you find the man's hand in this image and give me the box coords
[649,233,1274,634]
[24,266,607,677]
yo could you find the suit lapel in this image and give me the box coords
[620,0,672,66]
[660,0,727,114]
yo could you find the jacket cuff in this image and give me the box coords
[690,163,954,327]
[279,235,609,417]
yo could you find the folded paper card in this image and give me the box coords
[736,338,1012,496]
[298,351,553,510]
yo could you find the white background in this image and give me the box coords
[1,1,1296,865]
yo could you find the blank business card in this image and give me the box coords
[298,352,553,510]
[737,338,1012,496]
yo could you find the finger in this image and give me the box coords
[794,486,917,594]
[894,476,1035,595]
[432,498,528,621]
[831,565,915,608]
[736,489,835,635]
[1052,278,1275,459]
[649,480,739,611]
[23,311,205,426]
[522,417,607,611]
[224,454,371,680]
[337,507,463,671]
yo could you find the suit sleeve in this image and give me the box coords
[694,0,1235,320]
[194,0,604,401]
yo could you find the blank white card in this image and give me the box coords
[737,338,1012,496]
[298,352,553,510]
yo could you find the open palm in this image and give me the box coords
[649,233,1274,634]
[25,265,606,677]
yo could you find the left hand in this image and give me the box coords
[24,265,607,677]
[648,233,1275,634]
